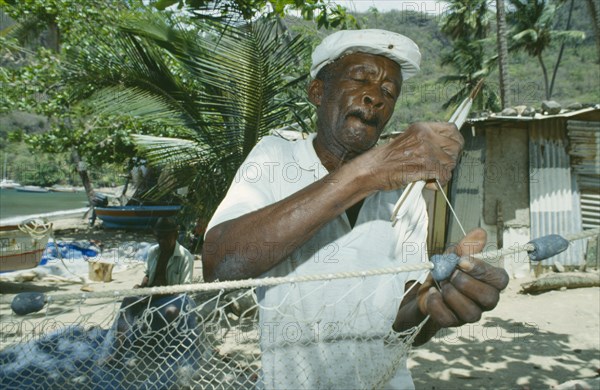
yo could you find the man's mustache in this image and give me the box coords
[347,108,380,127]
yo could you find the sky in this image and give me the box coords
[331,0,450,14]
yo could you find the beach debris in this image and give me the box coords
[88,261,114,282]
[12,271,37,283]
[553,260,565,273]
[521,271,600,294]
[501,107,518,116]
[10,292,45,315]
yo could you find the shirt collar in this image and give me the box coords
[172,242,184,258]
[292,133,329,178]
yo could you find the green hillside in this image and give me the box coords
[336,5,599,132]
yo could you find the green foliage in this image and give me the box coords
[0,47,66,116]
[507,0,586,98]
[440,0,492,40]
[62,14,311,221]
[151,0,358,29]
[0,0,180,174]
[437,0,499,111]
[353,5,597,128]
[0,141,122,186]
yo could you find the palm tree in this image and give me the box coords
[438,38,499,111]
[587,0,600,64]
[440,0,491,41]
[69,13,310,223]
[439,0,498,111]
[508,0,585,99]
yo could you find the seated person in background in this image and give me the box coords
[110,217,195,358]
[136,216,194,289]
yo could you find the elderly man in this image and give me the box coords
[203,30,508,389]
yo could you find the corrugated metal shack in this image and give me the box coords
[446,106,600,278]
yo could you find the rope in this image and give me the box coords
[435,179,466,237]
[15,217,87,284]
[17,218,52,239]
[43,263,434,303]
[473,228,600,261]
[40,228,600,304]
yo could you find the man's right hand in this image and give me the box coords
[359,121,464,191]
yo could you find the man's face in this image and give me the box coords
[156,231,177,251]
[310,53,403,158]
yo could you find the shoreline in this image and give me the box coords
[0,207,90,227]
[0,186,123,227]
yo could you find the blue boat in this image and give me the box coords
[94,205,182,229]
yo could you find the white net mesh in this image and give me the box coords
[1,268,431,390]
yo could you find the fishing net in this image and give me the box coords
[0,265,431,390]
[3,227,598,389]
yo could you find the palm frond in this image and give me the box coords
[100,15,310,220]
[132,134,205,168]
[0,16,45,42]
[132,134,208,198]
[77,86,193,129]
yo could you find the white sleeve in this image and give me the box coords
[205,138,279,235]
[397,194,429,283]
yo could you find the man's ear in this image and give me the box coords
[308,79,323,106]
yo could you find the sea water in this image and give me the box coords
[0,188,89,222]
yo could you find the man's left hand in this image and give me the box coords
[417,228,509,327]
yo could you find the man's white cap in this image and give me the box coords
[310,29,421,80]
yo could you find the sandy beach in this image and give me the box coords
[0,218,598,389]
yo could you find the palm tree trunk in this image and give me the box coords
[47,19,60,53]
[496,0,510,108]
[538,54,550,100]
[71,149,95,210]
[587,0,600,64]
[549,0,575,98]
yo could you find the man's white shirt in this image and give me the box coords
[207,133,429,389]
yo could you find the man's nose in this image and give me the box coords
[362,89,384,109]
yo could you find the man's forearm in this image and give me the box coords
[202,161,375,282]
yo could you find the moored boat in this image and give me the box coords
[16,185,50,193]
[1,155,20,189]
[94,205,181,229]
[0,179,21,189]
[48,185,80,193]
[0,219,53,272]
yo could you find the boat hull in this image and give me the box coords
[0,224,51,272]
[16,186,49,193]
[94,205,181,229]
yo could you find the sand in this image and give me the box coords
[1,220,599,389]
[409,276,600,389]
